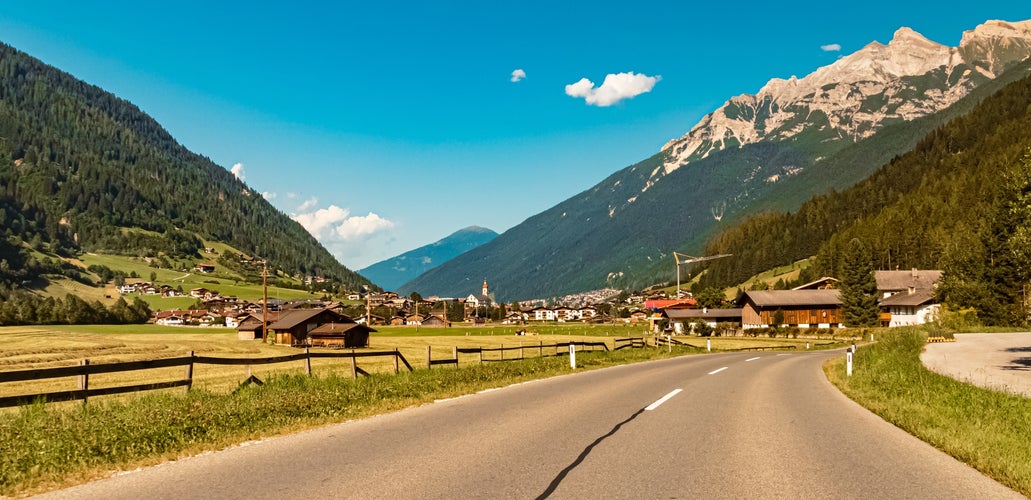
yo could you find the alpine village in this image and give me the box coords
[2,15,1031,499]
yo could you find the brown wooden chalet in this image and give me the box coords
[267,308,373,346]
[308,322,373,348]
[739,290,841,329]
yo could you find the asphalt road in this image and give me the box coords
[37,350,1022,499]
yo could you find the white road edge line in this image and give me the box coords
[708,367,729,375]
[645,389,682,411]
[745,357,760,362]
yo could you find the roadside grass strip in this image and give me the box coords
[826,327,1031,497]
[0,346,683,497]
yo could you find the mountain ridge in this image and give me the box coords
[360,226,497,291]
[403,18,1031,303]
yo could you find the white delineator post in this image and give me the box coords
[846,348,854,376]
[569,343,576,369]
[707,338,711,352]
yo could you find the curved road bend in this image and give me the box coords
[37,350,1022,499]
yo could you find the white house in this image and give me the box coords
[875,269,943,327]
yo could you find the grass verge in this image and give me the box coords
[825,328,1031,496]
[0,346,688,497]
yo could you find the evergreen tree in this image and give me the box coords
[839,238,879,327]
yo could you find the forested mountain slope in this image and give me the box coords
[0,42,368,291]
[364,226,497,292]
[696,67,1031,325]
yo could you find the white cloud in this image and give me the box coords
[565,72,660,107]
[333,212,395,239]
[292,204,397,269]
[511,68,526,82]
[821,43,842,52]
[296,196,319,212]
[230,162,246,181]
[292,204,395,243]
[262,191,277,200]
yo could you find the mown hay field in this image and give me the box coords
[0,323,839,403]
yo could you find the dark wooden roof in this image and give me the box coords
[742,290,840,307]
[309,322,375,336]
[268,308,344,330]
[880,289,936,307]
[665,308,743,320]
[875,270,942,292]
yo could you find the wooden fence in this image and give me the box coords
[426,340,612,368]
[615,336,651,350]
[0,348,413,408]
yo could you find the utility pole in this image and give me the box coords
[364,285,371,327]
[261,260,268,342]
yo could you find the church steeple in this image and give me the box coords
[482,278,489,298]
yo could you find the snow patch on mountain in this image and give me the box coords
[655,19,1031,189]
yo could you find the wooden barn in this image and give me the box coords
[739,290,842,329]
[308,322,374,348]
[267,308,366,346]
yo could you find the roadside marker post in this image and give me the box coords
[569,343,576,369]
[707,338,711,352]
[846,348,854,376]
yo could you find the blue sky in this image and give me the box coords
[1,2,1027,270]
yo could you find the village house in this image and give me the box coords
[628,310,650,323]
[876,269,943,327]
[503,311,527,324]
[420,314,449,328]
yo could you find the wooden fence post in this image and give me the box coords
[520,342,524,360]
[500,344,504,361]
[304,347,312,376]
[185,351,194,393]
[426,345,432,369]
[351,349,358,379]
[79,359,89,405]
[478,347,483,364]
[452,346,458,368]
[539,341,543,358]
[394,348,399,374]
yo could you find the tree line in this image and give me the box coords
[0,292,151,326]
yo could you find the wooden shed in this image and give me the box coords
[308,322,374,348]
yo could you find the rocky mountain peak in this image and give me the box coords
[658,19,1031,185]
